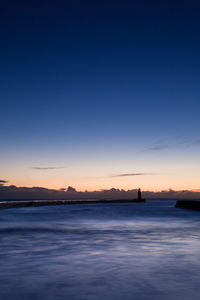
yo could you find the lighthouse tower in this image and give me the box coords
[137,188,142,200]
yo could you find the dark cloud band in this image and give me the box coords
[111,173,154,177]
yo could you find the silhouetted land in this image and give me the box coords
[1,185,200,200]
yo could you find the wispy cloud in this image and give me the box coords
[142,138,200,153]
[176,138,200,148]
[142,144,168,152]
[111,173,155,177]
[32,166,66,170]
[192,139,200,145]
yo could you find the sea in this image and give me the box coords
[0,200,200,300]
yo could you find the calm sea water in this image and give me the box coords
[0,200,200,300]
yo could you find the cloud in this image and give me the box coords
[141,138,200,154]
[142,144,168,152]
[32,166,66,170]
[111,173,155,177]
[193,139,200,145]
[0,179,8,184]
[176,139,200,149]
[67,186,77,192]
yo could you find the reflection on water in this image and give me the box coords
[0,200,200,300]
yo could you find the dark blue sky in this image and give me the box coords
[1,0,200,190]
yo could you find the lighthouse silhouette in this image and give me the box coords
[137,188,142,200]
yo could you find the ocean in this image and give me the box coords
[0,200,200,300]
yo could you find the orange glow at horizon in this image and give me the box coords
[7,174,200,192]
[2,149,200,193]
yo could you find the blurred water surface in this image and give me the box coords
[0,200,200,300]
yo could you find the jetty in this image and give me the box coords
[0,189,145,210]
[175,200,200,210]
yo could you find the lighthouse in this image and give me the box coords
[137,188,142,200]
[134,188,145,202]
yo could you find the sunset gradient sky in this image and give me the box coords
[1,1,200,191]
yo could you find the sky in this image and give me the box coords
[1,0,200,191]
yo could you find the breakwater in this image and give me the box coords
[0,198,146,210]
[175,200,200,210]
